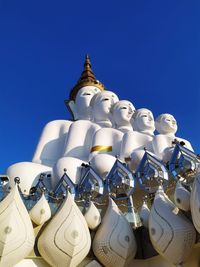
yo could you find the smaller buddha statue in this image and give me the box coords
[111,100,135,133]
[89,100,134,177]
[152,113,193,162]
[120,108,155,171]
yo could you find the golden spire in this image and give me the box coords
[69,54,105,101]
[79,54,96,82]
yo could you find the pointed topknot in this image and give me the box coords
[69,55,105,101]
[78,54,96,83]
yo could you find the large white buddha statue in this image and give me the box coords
[152,113,193,162]
[6,55,105,194]
[89,100,135,178]
[52,90,119,186]
[120,108,155,171]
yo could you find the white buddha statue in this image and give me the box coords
[111,100,135,132]
[120,108,155,171]
[152,113,193,162]
[89,100,135,178]
[52,90,119,186]
[6,55,105,194]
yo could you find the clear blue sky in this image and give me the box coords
[0,0,199,173]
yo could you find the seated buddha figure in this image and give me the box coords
[120,108,155,171]
[152,113,193,163]
[89,100,135,178]
[6,55,105,194]
[52,90,119,186]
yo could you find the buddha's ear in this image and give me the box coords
[64,100,78,120]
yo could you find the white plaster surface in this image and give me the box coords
[93,198,137,267]
[0,185,35,266]
[38,192,91,267]
[149,186,196,266]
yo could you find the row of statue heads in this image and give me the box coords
[66,55,177,136]
[5,54,194,198]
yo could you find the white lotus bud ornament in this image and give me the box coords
[0,185,35,267]
[38,192,91,267]
[29,193,51,225]
[93,197,137,267]
[174,181,190,212]
[139,201,150,228]
[84,201,101,230]
[149,186,196,266]
[191,172,200,233]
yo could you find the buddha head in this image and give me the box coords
[132,108,155,135]
[69,86,101,120]
[111,100,135,130]
[65,55,105,120]
[90,91,119,127]
[155,113,177,135]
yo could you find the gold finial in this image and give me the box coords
[69,54,105,101]
[78,54,96,83]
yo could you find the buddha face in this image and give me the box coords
[156,114,177,134]
[91,91,119,121]
[133,108,155,133]
[112,100,135,126]
[75,86,101,114]
[67,86,101,120]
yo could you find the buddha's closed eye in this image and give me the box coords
[83,93,91,96]
[102,98,109,101]
[120,107,127,110]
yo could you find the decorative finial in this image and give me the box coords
[78,54,96,83]
[85,54,91,66]
[68,55,105,101]
[14,177,20,184]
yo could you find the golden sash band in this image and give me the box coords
[90,145,112,153]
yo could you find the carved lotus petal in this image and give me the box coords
[93,197,137,267]
[84,201,101,230]
[149,186,196,265]
[191,172,200,233]
[0,185,35,267]
[29,193,51,225]
[139,201,150,228]
[38,192,91,267]
[174,181,190,211]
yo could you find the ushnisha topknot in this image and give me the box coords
[69,54,105,101]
